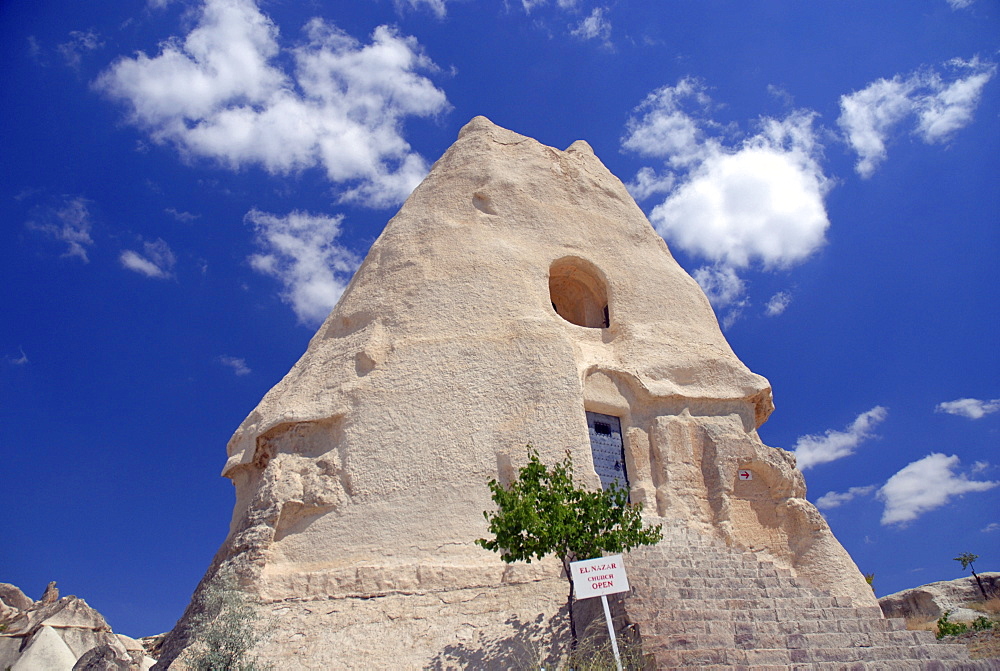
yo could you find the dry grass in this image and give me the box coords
[559,629,650,671]
[904,615,939,633]
[968,597,1000,616]
[516,624,651,671]
[945,629,1000,660]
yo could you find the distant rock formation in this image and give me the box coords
[880,572,1000,623]
[0,582,156,671]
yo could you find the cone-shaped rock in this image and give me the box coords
[158,118,905,669]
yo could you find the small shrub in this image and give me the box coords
[936,610,968,639]
[187,568,272,671]
[971,616,995,632]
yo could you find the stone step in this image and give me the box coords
[634,587,846,604]
[637,624,932,651]
[636,574,822,590]
[629,614,910,638]
[644,643,974,668]
[622,539,981,669]
[742,630,936,651]
[653,565,797,579]
[629,575,826,596]
[629,605,886,623]
[784,644,971,664]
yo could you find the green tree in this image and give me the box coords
[188,568,271,671]
[476,447,663,643]
[954,552,989,600]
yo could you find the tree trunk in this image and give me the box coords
[563,556,578,647]
[972,569,988,600]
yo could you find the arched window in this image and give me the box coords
[548,257,609,328]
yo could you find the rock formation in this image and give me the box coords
[880,573,1000,623]
[156,117,987,669]
[0,582,157,671]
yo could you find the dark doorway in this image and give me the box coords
[585,411,628,492]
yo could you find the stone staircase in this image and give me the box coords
[622,520,998,670]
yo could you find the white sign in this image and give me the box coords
[570,554,629,599]
[738,470,753,481]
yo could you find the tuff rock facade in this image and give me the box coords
[155,117,990,669]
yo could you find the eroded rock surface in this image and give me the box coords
[157,117,912,669]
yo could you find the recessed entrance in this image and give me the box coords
[586,411,628,491]
[549,257,609,328]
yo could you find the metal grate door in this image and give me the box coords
[585,411,628,491]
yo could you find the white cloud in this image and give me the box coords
[58,30,103,69]
[96,0,449,208]
[878,453,998,526]
[838,57,995,178]
[522,0,578,11]
[767,84,794,108]
[622,77,716,168]
[26,196,95,262]
[692,265,748,329]
[947,0,973,8]
[793,406,888,470]
[623,80,831,271]
[218,355,251,375]
[836,79,913,179]
[652,117,830,270]
[120,238,176,278]
[916,59,995,143]
[935,397,1000,419]
[166,207,200,222]
[5,347,29,366]
[693,265,746,309]
[246,209,360,324]
[983,522,1000,533]
[815,485,877,510]
[398,0,448,18]
[764,291,791,316]
[570,8,611,44]
[625,167,675,201]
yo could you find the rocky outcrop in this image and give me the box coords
[71,643,133,671]
[880,572,1000,623]
[0,584,34,612]
[0,583,157,671]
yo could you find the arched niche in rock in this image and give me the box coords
[548,256,609,328]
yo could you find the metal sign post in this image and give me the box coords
[599,593,621,670]
[569,554,630,671]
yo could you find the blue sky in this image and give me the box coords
[1,0,997,639]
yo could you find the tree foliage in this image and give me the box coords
[476,446,662,642]
[954,552,989,599]
[477,448,662,566]
[955,552,979,572]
